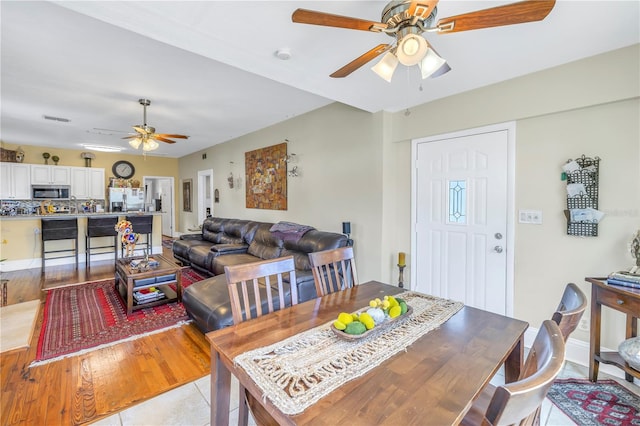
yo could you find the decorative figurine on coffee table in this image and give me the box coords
[115,219,140,258]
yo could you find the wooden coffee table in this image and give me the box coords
[115,254,182,315]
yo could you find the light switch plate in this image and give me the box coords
[519,209,543,224]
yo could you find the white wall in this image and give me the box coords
[179,44,640,352]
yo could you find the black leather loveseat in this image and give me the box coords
[174,217,347,333]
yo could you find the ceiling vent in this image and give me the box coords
[43,115,70,123]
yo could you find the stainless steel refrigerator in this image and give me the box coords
[108,188,146,213]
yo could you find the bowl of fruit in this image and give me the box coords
[331,295,412,340]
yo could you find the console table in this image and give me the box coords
[587,277,640,382]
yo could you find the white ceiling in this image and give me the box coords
[1,1,638,158]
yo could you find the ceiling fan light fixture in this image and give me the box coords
[430,61,452,79]
[143,139,159,151]
[419,47,447,79]
[371,51,399,82]
[129,138,142,150]
[396,34,428,66]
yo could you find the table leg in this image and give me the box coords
[175,269,182,302]
[625,314,638,382]
[127,277,134,316]
[504,334,524,383]
[211,349,231,426]
[589,293,601,382]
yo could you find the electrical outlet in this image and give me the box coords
[518,209,543,224]
[33,227,40,234]
[578,317,590,332]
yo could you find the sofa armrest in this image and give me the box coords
[211,243,249,255]
[180,234,203,241]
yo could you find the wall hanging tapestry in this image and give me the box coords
[245,142,287,210]
[547,378,640,425]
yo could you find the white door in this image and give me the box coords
[159,180,173,237]
[411,123,514,315]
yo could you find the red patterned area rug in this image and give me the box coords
[547,378,640,425]
[32,267,205,365]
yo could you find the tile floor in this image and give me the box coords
[91,361,638,426]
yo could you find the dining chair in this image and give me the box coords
[224,256,298,426]
[551,283,587,342]
[308,246,359,297]
[461,319,565,426]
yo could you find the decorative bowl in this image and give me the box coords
[331,305,413,340]
[618,337,640,371]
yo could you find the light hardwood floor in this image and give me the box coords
[0,245,211,426]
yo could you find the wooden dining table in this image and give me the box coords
[206,281,528,425]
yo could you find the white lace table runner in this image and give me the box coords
[233,291,464,415]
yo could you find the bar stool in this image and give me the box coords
[124,215,153,256]
[86,216,118,267]
[41,217,78,272]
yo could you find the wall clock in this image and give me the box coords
[112,160,135,179]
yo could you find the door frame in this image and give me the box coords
[142,175,175,237]
[197,169,215,224]
[410,122,516,316]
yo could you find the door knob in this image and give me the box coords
[495,233,503,240]
[494,246,503,253]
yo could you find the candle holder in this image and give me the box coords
[398,264,405,288]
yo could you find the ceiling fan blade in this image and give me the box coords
[156,134,189,139]
[330,44,393,78]
[292,8,388,32]
[436,0,556,33]
[407,0,439,20]
[121,135,140,140]
[153,136,176,144]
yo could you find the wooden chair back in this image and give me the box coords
[551,283,587,342]
[224,256,298,426]
[308,246,359,297]
[224,256,298,325]
[483,320,565,426]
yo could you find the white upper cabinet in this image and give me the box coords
[70,167,105,199]
[31,164,70,185]
[0,163,31,199]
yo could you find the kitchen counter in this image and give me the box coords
[0,212,163,220]
[0,213,164,271]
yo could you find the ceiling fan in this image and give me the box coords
[292,0,556,81]
[122,99,189,151]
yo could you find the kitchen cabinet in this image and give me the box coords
[31,164,70,185]
[70,167,105,199]
[0,162,31,199]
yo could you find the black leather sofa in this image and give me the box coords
[175,217,347,333]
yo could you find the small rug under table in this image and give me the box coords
[32,267,205,365]
[547,378,640,425]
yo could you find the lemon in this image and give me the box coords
[388,296,399,308]
[359,312,375,330]
[344,321,366,335]
[389,305,402,318]
[352,313,359,321]
[333,320,347,330]
[338,312,354,325]
[382,300,391,309]
[369,300,377,308]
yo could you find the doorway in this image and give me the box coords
[143,176,175,237]
[197,169,214,224]
[410,122,515,316]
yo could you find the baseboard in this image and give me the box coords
[0,246,163,272]
[524,326,639,384]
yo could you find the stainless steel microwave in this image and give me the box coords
[31,185,71,200]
